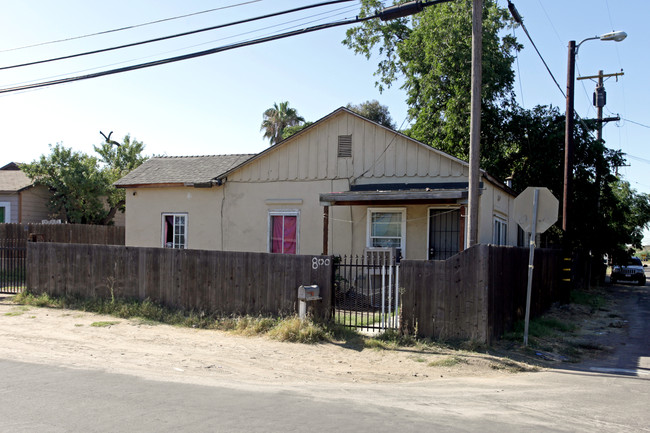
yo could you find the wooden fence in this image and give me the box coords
[26,243,333,319]
[400,245,563,343]
[0,223,124,245]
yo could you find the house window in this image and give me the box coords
[367,208,406,250]
[0,202,10,223]
[337,135,352,158]
[517,226,527,247]
[493,216,507,246]
[269,211,299,254]
[162,213,187,249]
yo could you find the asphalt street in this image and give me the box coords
[0,280,648,432]
[1,357,648,433]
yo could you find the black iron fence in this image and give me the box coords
[334,252,400,331]
[0,238,26,294]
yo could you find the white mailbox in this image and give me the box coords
[298,285,321,301]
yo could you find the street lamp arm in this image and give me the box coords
[575,36,599,56]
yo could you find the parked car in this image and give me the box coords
[610,257,647,286]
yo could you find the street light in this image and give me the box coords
[562,30,627,234]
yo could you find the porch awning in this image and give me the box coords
[319,189,468,206]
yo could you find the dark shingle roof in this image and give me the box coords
[0,170,32,192]
[114,154,254,187]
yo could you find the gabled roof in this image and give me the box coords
[113,107,512,195]
[0,169,32,192]
[216,107,474,182]
[0,162,22,171]
[114,154,254,187]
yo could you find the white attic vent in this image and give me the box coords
[337,135,352,158]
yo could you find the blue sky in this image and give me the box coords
[0,1,648,242]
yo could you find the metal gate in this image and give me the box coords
[333,249,400,331]
[0,239,26,294]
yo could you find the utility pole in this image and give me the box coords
[576,69,623,285]
[577,69,623,202]
[563,41,576,234]
[467,0,482,248]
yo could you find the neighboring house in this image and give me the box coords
[115,107,518,259]
[0,162,126,226]
[0,162,53,223]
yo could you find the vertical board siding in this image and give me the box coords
[26,242,333,320]
[400,245,562,343]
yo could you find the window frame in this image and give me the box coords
[268,210,300,255]
[161,213,188,249]
[0,202,11,223]
[493,215,508,246]
[366,207,407,253]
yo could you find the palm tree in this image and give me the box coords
[260,101,305,146]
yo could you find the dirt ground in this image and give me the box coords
[0,289,627,389]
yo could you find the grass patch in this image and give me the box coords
[4,311,24,316]
[489,359,531,372]
[13,291,330,343]
[570,290,605,311]
[428,356,466,367]
[504,317,576,345]
[267,317,329,344]
[90,321,120,327]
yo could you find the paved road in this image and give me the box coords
[1,357,648,433]
[581,280,650,377]
[1,282,648,432]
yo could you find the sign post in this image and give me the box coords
[513,187,559,346]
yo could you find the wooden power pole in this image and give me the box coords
[467,0,483,247]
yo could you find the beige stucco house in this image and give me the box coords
[115,107,519,260]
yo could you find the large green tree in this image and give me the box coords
[343,0,519,161]
[260,101,305,145]
[94,134,147,223]
[346,100,396,129]
[23,134,147,225]
[344,1,650,269]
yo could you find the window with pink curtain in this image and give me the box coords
[270,214,297,254]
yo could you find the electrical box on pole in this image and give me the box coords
[593,86,606,107]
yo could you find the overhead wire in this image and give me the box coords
[0,0,264,53]
[506,1,565,99]
[0,3,361,91]
[0,14,373,95]
[0,0,357,71]
[620,118,650,129]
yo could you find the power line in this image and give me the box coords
[0,0,357,71]
[626,154,650,165]
[0,16,372,95]
[1,3,360,90]
[621,118,650,129]
[507,1,565,99]
[0,0,263,53]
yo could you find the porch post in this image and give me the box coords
[322,205,329,255]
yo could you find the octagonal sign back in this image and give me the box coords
[513,187,559,234]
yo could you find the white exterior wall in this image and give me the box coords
[477,182,516,246]
[124,187,223,250]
